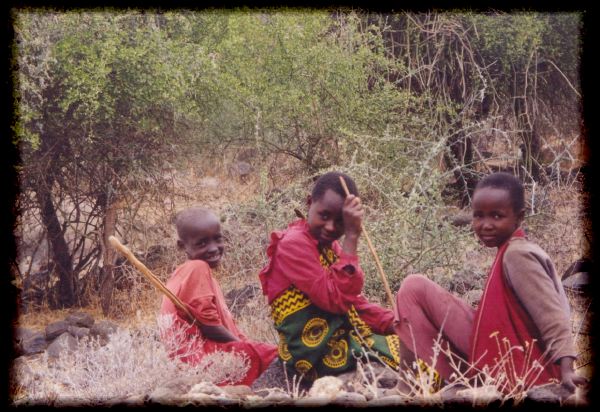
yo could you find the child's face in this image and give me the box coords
[471,187,524,248]
[306,189,345,247]
[178,216,224,268]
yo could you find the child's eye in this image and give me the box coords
[321,213,329,220]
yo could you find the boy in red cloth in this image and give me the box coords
[259,171,401,382]
[394,172,586,393]
[160,207,277,386]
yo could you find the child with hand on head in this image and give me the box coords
[258,171,401,382]
[394,172,586,392]
[160,207,277,386]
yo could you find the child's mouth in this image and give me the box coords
[204,254,222,264]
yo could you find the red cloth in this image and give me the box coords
[160,260,277,386]
[470,228,561,389]
[259,219,395,335]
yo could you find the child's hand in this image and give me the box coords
[560,357,588,393]
[342,194,364,237]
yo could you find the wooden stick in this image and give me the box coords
[339,176,396,311]
[108,235,198,325]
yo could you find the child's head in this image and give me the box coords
[471,172,525,248]
[175,207,224,268]
[306,171,359,246]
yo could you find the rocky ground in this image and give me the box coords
[11,308,591,408]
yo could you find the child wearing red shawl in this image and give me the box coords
[160,207,277,386]
[259,171,401,382]
[394,172,586,393]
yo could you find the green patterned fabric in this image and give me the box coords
[269,247,401,381]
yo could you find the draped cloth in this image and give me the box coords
[470,228,561,390]
[160,260,277,386]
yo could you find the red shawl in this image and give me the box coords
[470,228,561,391]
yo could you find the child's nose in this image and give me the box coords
[325,220,336,232]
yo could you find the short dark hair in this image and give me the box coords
[311,171,359,201]
[475,172,525,212]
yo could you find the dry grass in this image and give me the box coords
[13,146,592,404]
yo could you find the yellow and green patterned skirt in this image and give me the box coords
[270,285,401,381]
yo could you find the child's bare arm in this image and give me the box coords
[175,306,239,342]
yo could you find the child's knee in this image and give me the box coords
[396,274,429,302]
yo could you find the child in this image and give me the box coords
[394,172,586,392]
[258,171,401,382]
[160,207,277,386]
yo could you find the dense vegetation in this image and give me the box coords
[11,9,585,311]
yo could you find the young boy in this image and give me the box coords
[258,171,401,382]
[160,207,277,386]
[394,172,586,392]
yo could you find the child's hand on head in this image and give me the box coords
[342,194,363,237]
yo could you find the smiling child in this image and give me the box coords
[258,171,401,382]
[160,207,277,386]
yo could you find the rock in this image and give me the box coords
[156,376,204,397]
[453,385,502,406]
[332,391,368,405]
[308,376,345,399]
[562,272,591,293]
[47,332,78,359]
[250,358,288,391]
[189,381,225,396]
[45,320,70,341]
[67,325,90,339]
[450,213,472,227]
[65,311,95,328]
[260,388,293,403]
[90,320,118,343]
[19,330,47,356]
[228,161,254,182]
[525,382,573,404]
[220,385,253,399]
[225,284,261,315]
[367,394,406,406]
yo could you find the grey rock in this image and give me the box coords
[19,331,47,355]
[45,320,70,341]
[367,394,407,406]
[158,376,204,396]
[526,382,573,404]
[67,325,90,339]
[65,311,95,328]
[189,381,225,396]
[250,358,289,391]
[332,392,368,405]
[450,213,472,227]
[220,385,253,399]
[47,332,78,359]
[90,320,118,343]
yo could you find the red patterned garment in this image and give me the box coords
[258,219,395,334]
[470,228,561,391]
[160,260,277,386]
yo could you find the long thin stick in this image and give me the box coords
[108,235,198,325]
[339,176,396,311]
